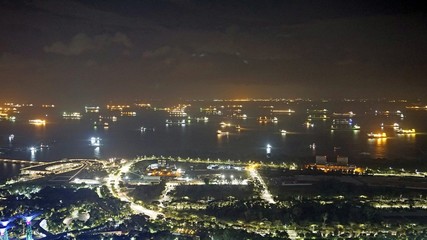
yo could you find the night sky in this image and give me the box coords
[1,0,427,106]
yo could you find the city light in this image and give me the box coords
[1,0,427,238]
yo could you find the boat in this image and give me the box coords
[239,114,248,119]
[332,111,355,117]
[367,132,387,138]
[307,114,329,120]
[307,109,328,113]
[220,122,231,127]
[258,116,268,123]
[166,119,186,126]
[141,127,155,132]
[233,113,247,119]
[29,119,46,125]
[271,109,295,114]
[40,143,50,149]
[94,121,109,128]
[331,124,360,130]
[332,119,351,124]
[304,122,314,128]
[217,130,229,135]
[168,105,188,117]
[90,137,101,146]
[280,129,287,134]
[258,116,277,123]
[195,117,209,122]
[396,128,416,134]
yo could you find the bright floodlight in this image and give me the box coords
[0,220,9,227]
[266,144,272,154]
[25,216,33,225]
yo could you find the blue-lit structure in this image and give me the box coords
[25,217,33,240]
[0,219,11,240]
[1,213,40,240]
[20,213,40,240]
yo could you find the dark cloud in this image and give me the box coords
[44,32,132,56]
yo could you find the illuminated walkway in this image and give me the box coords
[247,166,276,204]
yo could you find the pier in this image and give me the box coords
[0,159,41,165]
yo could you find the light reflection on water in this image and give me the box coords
[367,138,387,159]
[94,146,100,159]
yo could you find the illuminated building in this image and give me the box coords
[146,161,183,177]
[307,155,364,174]
[315,156,327,165]
[124,176,161,185]
[305,163,364,174]
[337,156,349,165]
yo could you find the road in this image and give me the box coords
[107,161,163,219]
[247,166,276,204]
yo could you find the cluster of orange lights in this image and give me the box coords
[306,164,364,174]
[107,105,130,111]
[148,170,181,177]
[174,228,196,235]
[28,119,46,125]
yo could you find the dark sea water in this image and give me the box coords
[1,101,427,182]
